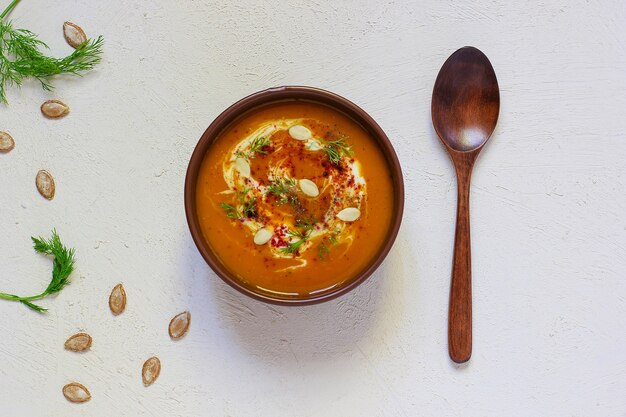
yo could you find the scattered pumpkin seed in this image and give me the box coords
[0,131,15,153]
[108,283,126,315]
[63,382,91,403]
[169,311,191,340]
[35,170,55,200]
[336,207,361,222]
[63,21,87,49]
[64,332,92,352]
[288,125,312,141]
[234,157,250,178]
[307,140,323,151]
[299,179,319,197]
[142,356,161,386]
[254,228,272,245]
[40,100,70,119]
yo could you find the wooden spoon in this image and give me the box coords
[431,46,500,363]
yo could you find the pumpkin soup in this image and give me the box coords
[196,101,394,297]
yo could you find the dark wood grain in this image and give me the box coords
[431,47,500,363]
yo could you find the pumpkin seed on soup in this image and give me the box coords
[337,207,361,222]
[299,179,319,197]
[288,125,312,141]
[254,228,272,245]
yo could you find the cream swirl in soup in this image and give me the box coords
[219,119,366,269]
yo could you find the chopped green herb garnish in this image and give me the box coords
[280,218,317,255]
[318,242,329,259]
[220,202,241,219]
[221,188,257,220]
[323,136,353,165]
[266,177,298,206]
[236,136,271,160]
[250,136,270,154]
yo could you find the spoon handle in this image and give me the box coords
[449,163,473,363]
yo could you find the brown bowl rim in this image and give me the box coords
[184,86,404,305]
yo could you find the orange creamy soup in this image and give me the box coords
[196,102,394,298]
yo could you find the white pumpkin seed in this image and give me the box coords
[299,179,319,197]
[64,333,92,352]
[336,207,361,222]
[63,22,87,48]
[142,356,161,386]
[288,125,312,141]
[0,131,15,153]
[307,140,323,151]
[234,157,250,178]
[108,283,126,315]
[63,382,91,403]
[169,311,191,340]
[41,100,69,119]
[35,170,55,200]
[254,228,272,245]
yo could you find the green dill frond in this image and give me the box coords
[0,229,76,313]
[249,136,270,155]
[236,136,271,160]
[280,218,317,255]
[323,136,353,165]
[266,177,298,206]
[220,202,242,219]
[221,188,257,220]
[318,242,329,259]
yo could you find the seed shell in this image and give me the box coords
[108,283,126,315]
[288,125,312,141]
[63,382,91,403]
[254,228,272,245]
[336,207,361,222]
[299,179,319,197]
[63,21,87,48]
[41,100,70,119]
[35,170,55,200]
[307,140,323,151]
[142,356,161,386]
[64,332,92,352]
[168,311,191,340]
[0,131,15,153]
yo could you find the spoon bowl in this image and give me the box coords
[431,46,500,363]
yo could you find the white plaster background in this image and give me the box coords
[1,0,625,416]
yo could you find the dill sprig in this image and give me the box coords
[220,202,240,219]
[236,136,271,160]
[266,177,298,206]
[280,218,317,255]
[318,231,339,260]
[317,242,329,259]
[220,187,257,220]
[0,229,76,313]
[0,0,104,103]
[323,136,353,165]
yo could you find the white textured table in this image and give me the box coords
[1,1,625,416]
